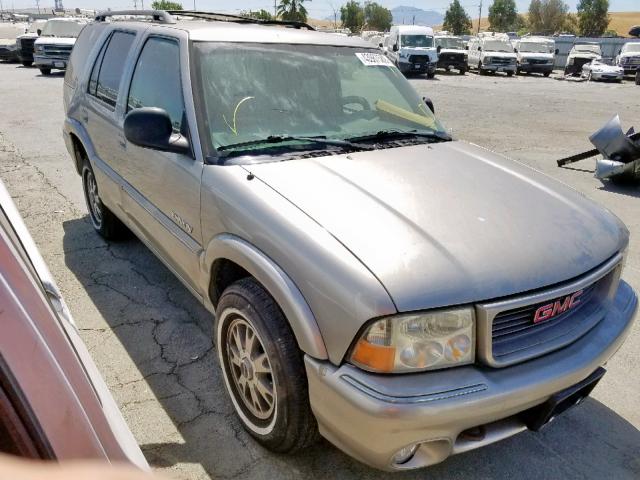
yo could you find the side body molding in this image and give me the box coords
[203,233,329,360]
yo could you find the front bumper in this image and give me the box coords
[481,63,516,73]
[34,55,68,70]
[0,47,18,61]
[306,280,637,471]
[398,61,436,75]
[590,71,624,81]
[518,63,554,73]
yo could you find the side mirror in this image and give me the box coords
[478,46,482,51]
[37,29,41,35]
[555,48,559,55]
[124,107,191,156]
[436,45,442,53]
[465,45,469,50]
[392,44,399,52]
[378,42,383,48]
[513,47,518,53]
[422,96,434,114]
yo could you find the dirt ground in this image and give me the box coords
[0,63,639,479]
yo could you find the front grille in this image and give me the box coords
[491,282,599,358]
[622,57,640,65]
[491,57,513,65]
[19,38,35,54]
[408,55,430,64]
[528,59,550,65]
[439,53,464,62]
[476,254,623,367]
[41,44,73,59]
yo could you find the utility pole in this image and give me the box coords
[477,0,482,34]
[35,0,40,14]
[274,0,276,18]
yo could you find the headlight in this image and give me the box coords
[483,56,492,64]
[521,58,529,63]
[35,44,44,52]
[399,52,408,59]
[350,308,475,373]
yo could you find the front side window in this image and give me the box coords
[401,35,433,48]
[193,43,446,159]
[88,31,136,107]
[127,37,184,132]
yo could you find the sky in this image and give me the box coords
[3,0,638,20]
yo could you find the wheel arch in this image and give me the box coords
[64,118,97,176]
[204,234,328,361]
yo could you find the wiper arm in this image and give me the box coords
[217,135,374,153]
[345,129,452,143]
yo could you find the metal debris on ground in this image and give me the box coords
[557,115,640,182]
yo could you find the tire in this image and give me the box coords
[216,278,318,453]
[507,71,514,77]
[636,71,640,85]
[426,71,435,79]
[81,161,128,240]
[458,67,466,75]
[39,67,51,75]
[543,71,551,77]
[479,63,486,75]
[22,60,32,67]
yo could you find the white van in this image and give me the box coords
[467,32,517,76]
[513,37,557,76]
[385,25,438,78]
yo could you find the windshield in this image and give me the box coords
[435,37,465,49]
[573,44,601,54]
[482,40,512,53]
[623,43,640,53]
[193,43,446,157]
[401,34,434,48]
[28,21,46,34]
[518,42,553,53]
[41,20,85,38]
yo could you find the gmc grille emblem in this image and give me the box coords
[533,290,583,324]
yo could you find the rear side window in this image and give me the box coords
[88,31,135,107]
[127,37,184,132]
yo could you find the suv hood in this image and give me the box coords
[520,52,553,60]
[248,142,626,312]
[619,51,640,59]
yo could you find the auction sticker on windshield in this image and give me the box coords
[356,52,394,67]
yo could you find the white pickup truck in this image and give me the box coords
[34,17,87,75]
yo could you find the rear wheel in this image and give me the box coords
[216,278,318,453]
[39,67,51,75]
[82,161,128,240]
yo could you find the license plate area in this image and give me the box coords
[54,61,65,68]
[520,367,605,431]
[414,64,422,70]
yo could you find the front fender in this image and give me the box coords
[203,233,328,360]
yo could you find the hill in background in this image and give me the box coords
[391,6,444,26]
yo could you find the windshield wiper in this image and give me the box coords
[217,134,374,154]
[345,129,452,144]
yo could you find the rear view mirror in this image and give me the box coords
[124,107,191,156]
[422,96,434,114]
[393,44,399,52]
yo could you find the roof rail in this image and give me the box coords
[94,10,176,24]
[166,10,315,31]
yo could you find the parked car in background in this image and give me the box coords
[0,22,27,62]
[0,179,148,468]
[565,42,602,76]
[386,25,438,78]
[467,32,517,76]
[434,34,467,74]
[513,36,557,76]
[16,20,47,67]
[616,41,640,75]
[34,18,87,75]
[63,10,637,472]
[582,59,624,82]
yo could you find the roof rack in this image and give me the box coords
[94,10,176,24]
[165,10,315,31]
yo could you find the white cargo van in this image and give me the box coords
[467,32,517,76]
[385,25,438,78]
[513,37,557,76]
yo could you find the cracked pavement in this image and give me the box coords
[0,64,639,479]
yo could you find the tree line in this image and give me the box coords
[444,0,613,37]
[151,0,614,37]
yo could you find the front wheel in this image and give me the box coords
[22,60,32,67]
[426,71,435,79]
[507,71,514,77]
[543,71,551,77]
[216,278,318,453]
[636,71,640,85]
[458,67,466,75]
[39,67,51,75]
